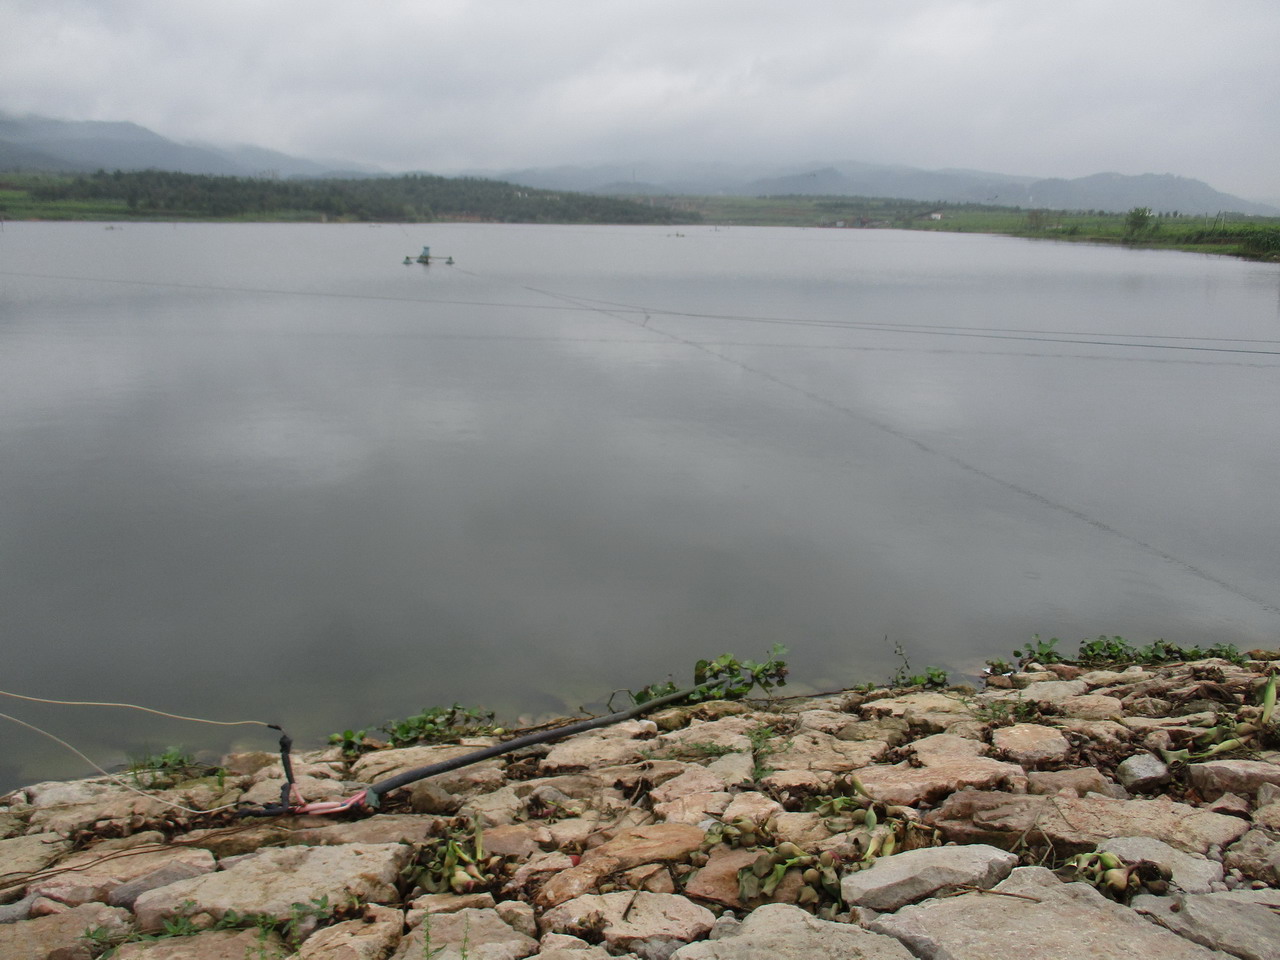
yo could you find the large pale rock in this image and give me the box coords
[653,792,732,825]
[1025,768,1117,797]
[867,866,1228,960]
[349,744,505,792]
[838,716,911,746]
[541,891,714,955]
[1133,889,1280,960]
[683,846,758,910]
[795,709,858,735]
[1096,837,1222,894]
[1079,666,1151,687]
[721,791,784,826]
[1053,718,1131,747]
[391,907,537,960]
[672,901,914,959]
[767,731,887,773]
[1014,679,1089,703]
[909,733,986,761]
[0,901,131,960]
[703,751,755,787]
[654,716,768,756]
[580,822,705,871]
[542,736,646,773]
[1116,753,1172,791]
[133,843,411,932]
[1253,801,1280,831]
[241,775,348,806]
[990,723,1071,766]
[587,761,690,791]
[26,837,214,907]
[461,786,524,827]
[115,929,285,959]
[288,813,444,846]
[0,833,72,900]
[860,692,973,732]
[927,790,1249,855]
[650,768,728,804]
[1058,694,1124,719]
[21,780,236,836]
[856,753,1027,807]
[770,812,836,846]
[758,769,835,801]
[840,843,1018,911]
[533,857,620,909]
[1224,830,1280,884]
[1187,759,1280,799]
[536,946,621,960]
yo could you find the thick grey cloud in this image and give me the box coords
[3,0,1277,198]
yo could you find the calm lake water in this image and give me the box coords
[2,221,1278,789]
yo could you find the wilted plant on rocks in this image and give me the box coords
[703,815,773,850]
[1055,851,1171,903]
[407,823,506,896]
[1161,671,1277,763]
[738,842,843,915]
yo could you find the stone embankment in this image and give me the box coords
[4,656,1280,959]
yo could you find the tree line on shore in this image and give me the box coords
[13,169,697,224]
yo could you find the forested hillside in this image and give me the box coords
[4,170,696,224]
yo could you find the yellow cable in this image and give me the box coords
[0,711,243,815]
[0,690,273,727]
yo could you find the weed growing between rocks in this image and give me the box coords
[405,822,506,897]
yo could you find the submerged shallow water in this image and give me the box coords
[1,221,1278,789]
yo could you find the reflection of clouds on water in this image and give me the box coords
[4,222,1280,792]
[173,405,369,487]
[0,335,140,423]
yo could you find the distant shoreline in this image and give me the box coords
[3,170,1278,262]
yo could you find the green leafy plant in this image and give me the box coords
[747,723,786,780]
[693,644,789,700]
[327,728,371,757]
[887,641,949,689]
[631,645,789,706]
[965,693,1043,726]
[1018,634,1245,669]
[1013,634,1064,666]
[381,705,497,748]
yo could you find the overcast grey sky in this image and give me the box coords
[3,0,1278,198]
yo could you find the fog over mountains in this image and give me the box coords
[3,112,1275,217]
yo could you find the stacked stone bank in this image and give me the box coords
[3,655,1280,959]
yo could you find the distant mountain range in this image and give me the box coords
[2,111,1275,216]
[0,112,379,179]
[484,161,1278,217]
